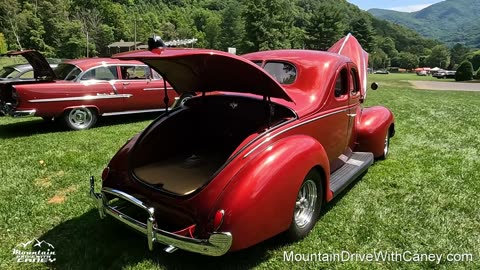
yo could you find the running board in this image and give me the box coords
[330,152,374,197]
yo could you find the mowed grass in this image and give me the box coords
[1,74,479,269]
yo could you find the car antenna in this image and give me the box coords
[163,78,169,115]
[147,35,169,113]
[264,95,273,129]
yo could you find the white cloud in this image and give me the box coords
[389,4,432,12]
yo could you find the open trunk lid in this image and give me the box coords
[2,50,57,80]
[113,49,294,102]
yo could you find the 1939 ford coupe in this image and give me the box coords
[90,35,395,256]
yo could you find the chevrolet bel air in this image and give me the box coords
[0,51,192,130]
[90,35,395,256]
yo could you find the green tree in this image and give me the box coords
[370,49,389,69]
[0,32,7,53]
[57,21,88,59]
[455,60,474,81]
[426,45,450,69]
[204,14,222,49]
[243,0,295,51]
[376,37,398,58]
[392,52,419,69]
[305,2,345,50]
[475,67,480,80]
[347,16,375,53]
[0,0,23,49]
[219,0,245,52]
[467,51,480,71]
[18,2,54,55]
[450,43,470,67]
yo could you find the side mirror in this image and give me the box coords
[371,82,379,90]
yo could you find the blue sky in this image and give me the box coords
[347,0,444,12]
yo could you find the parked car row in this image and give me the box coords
[0,50,193,130]
[432,70,456,79]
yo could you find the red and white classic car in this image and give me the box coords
[90,35,395,256]
[0,51,189,130]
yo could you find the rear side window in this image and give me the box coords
[120,65,150,80]
[81,66,118,81]
[19,71,34,79]
[334,68,348,98]
[263,61,296,84]
[350,68,360,95]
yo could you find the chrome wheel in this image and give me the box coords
[294,179,318,229]
[64,107,97,130]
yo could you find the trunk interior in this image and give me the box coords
[132,95,295,196]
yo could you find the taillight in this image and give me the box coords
[101,167,110,181]
[11,88,18,105]
[213,210,225,232]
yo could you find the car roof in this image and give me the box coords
[3,63,58,73]
[63,58,145,71]
[3,63,33,72]
[242,50,352,116]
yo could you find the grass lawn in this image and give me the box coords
[1,75,479,269]
[370,72,455,82]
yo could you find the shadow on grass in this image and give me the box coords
[38,170,371,269]
[320,171,368,216]
[0,112,160,139]
[39,209,284,270]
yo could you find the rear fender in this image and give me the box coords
[212,135,330,251]
[356,106,395,158]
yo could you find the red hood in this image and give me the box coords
[2,50,57,80]
[328,34,369,99]
[113,49,294,102]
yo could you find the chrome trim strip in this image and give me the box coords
[12,109,36,117]
[144,87,174,91]
[102,108,166,116]
[89,178,232,256]
[338,33,351,55]
[243,108,350,158]
[28,94,133,103]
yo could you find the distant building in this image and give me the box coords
[107,38,199,55]
[107,40,144,55]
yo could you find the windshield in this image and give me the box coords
[0,67,19,79]
[55,63,82,81]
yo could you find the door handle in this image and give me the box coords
[347,114,357,117]
[122,82,130,85]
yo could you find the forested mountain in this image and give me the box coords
[369,0,480,48]
[0,0,447,69]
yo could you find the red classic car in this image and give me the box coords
[90,35,395,256]
[0,51,190,130]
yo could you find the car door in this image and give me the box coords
[75,65,125,113]
[118,65,176,111]
[347,64,362,152]
[316,66,350,172]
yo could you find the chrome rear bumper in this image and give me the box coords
[0,102,36,117]
[89,176,232,256]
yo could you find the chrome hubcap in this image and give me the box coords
[294,180,317,228]
[180,96,191,106]
[69,108,92,129]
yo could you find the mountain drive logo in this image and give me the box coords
[12,238,56,263]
